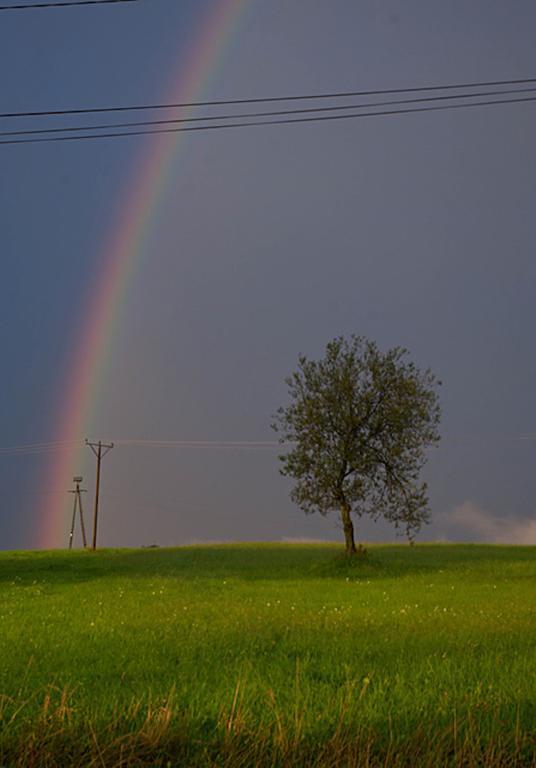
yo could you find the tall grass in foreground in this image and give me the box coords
[1,698,533,767]
[0,544,534,766]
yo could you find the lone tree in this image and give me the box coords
[272,336,441,555]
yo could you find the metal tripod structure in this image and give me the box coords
[68,476,87,549]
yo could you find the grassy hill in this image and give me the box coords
[0,543,534,766]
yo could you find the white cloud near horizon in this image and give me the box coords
[447,501,536,544]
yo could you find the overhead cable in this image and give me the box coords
[0,440,80,455]
[0,439,281,455]
[2,76,536,119]
[2,85,536,139]
[1,92,535,147]
[0,0,138,10]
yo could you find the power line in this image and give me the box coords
[3,85,536,140]
[114,439,281,449]
[1,92,535,147]
[0,440,80,455]
[2,434,536,458]
[1,76,536,119]
[0,438,280,452]
[0,0,138,10]
[0,439,282,456]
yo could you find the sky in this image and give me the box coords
[1,0,536,550]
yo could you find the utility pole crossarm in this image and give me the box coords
[86,439,114,457]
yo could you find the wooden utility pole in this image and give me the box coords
[68,475,87,549]
[86,439,114,550]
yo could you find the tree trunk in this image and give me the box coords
[340,502,357,556]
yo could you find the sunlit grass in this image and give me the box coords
[0,543,534,766]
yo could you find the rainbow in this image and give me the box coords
[39,0,248,548]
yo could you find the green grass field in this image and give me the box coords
[0,543,534,766]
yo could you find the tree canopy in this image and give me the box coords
[272,335,441,555]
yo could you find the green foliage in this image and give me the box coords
[0,544,535,766]
[273,336,441,548]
